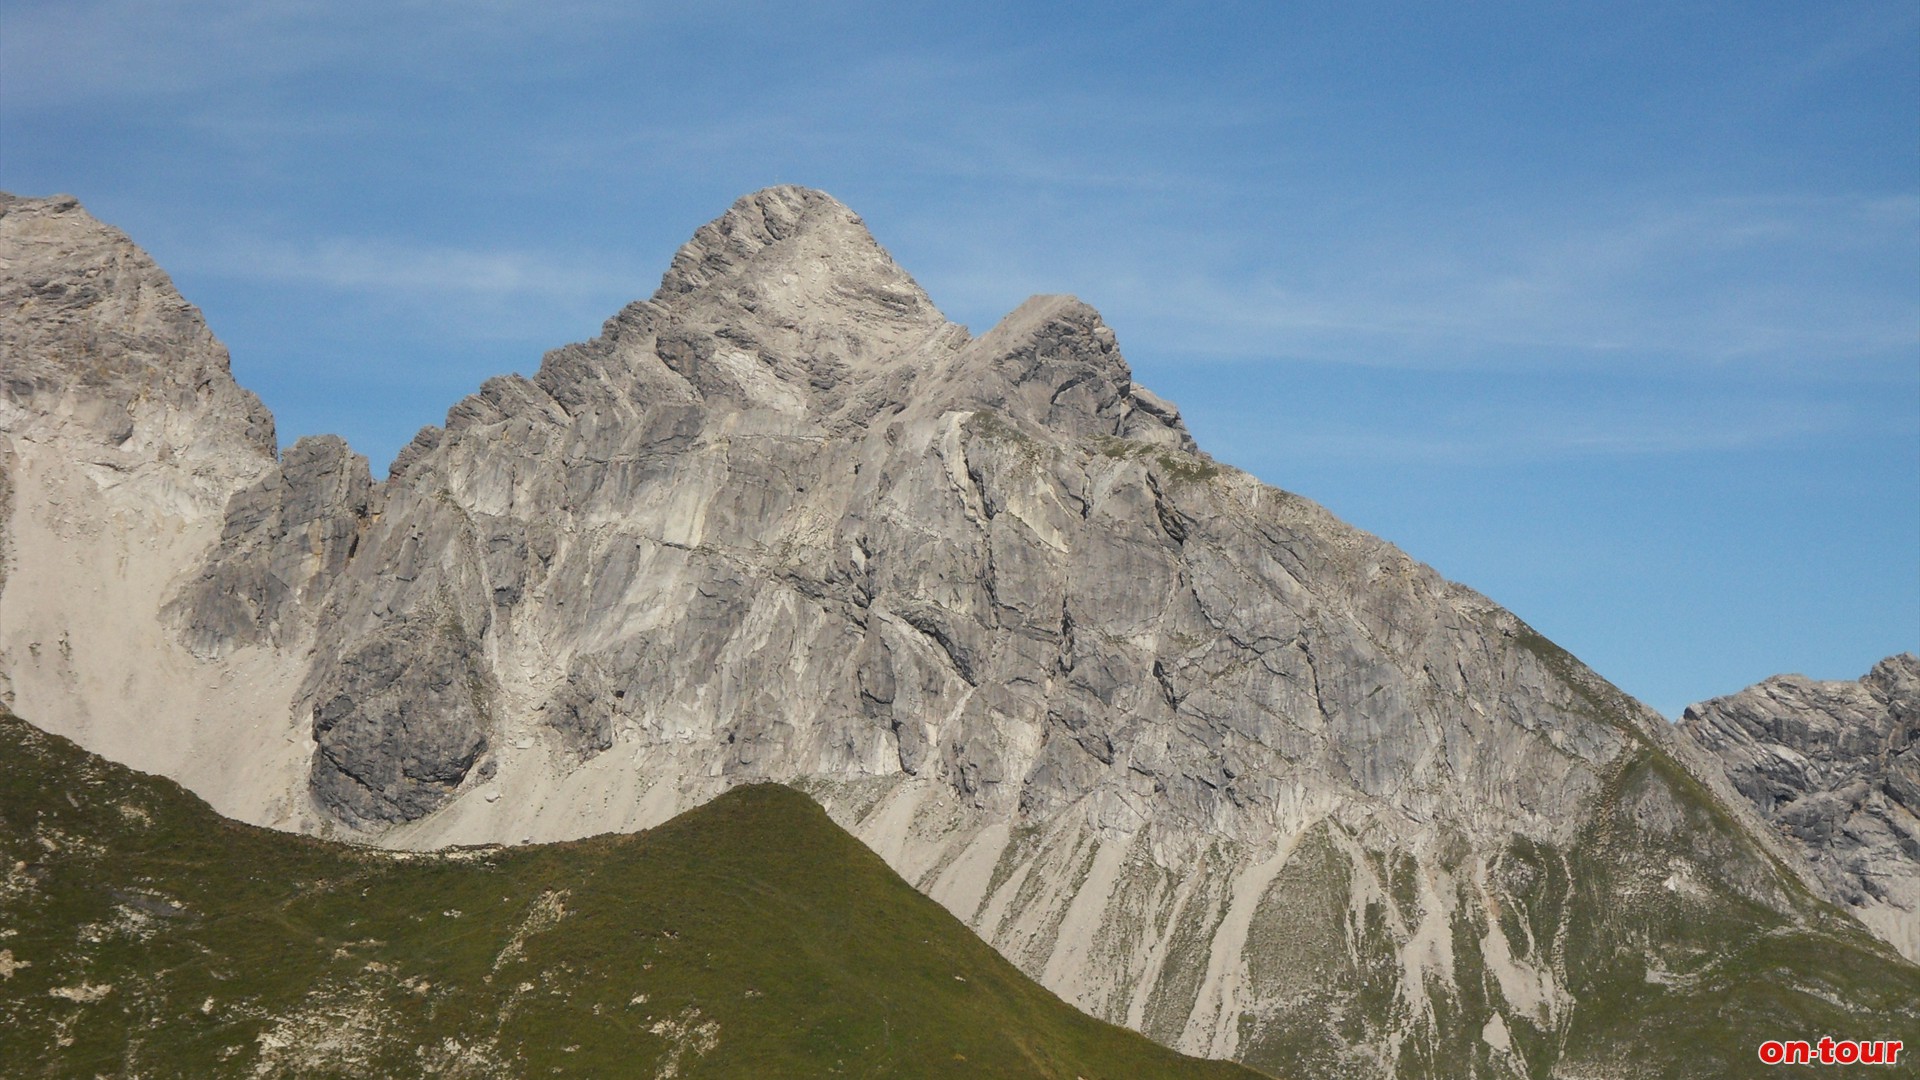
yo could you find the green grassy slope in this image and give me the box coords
[1545,749,1920,1077]
[0,712,1266,1079]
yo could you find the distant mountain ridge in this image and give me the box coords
[2,188,1914,1078]
[1680,653,1920,962]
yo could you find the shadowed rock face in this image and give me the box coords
[1681,654,1920,962]
[166,435,377,655]
[4,186,1915,1078]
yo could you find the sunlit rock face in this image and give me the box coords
[0,192,313,829]
[5,187,1913,1078]
[1681,653,1920,963]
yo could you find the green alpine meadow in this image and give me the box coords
[0,711,1265,1078]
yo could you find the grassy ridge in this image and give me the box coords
[1547,750,1920,1077]
[0,712,1266,1078]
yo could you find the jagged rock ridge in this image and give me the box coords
[2,187,1914,1079]
[1680,653,1920,962]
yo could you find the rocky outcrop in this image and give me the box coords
[307,606,495,826]
[1680,654,1920,961]
[0,193,273,459]
[165,434,377,655]
[0,193,314,828]
[5,186,1913,1078]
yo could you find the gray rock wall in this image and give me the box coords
[6,186,1912,1078]
[1681,653,1920,961]
[0,191,312,828]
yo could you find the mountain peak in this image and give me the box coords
[572,185,958,405]
[657,186,859,296]
[0,190,275,459]
[14,191,1916,1080]
[654,186,940,329]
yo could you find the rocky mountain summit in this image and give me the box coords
[1681,654,1920,962]
[3,187,1915,1078]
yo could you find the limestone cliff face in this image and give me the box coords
[1680,654,1920,962]
[4,187,1913,1078]
[0,193,274,459]
[0,194,315,827]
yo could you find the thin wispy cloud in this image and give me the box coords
[1791,3,1920,80]
[184,234,649,300]
[1221,396,1872,468]
[0,0,685,104]
[158,232,660,356]
[5,2,1913,714]
[912,190,1919,376]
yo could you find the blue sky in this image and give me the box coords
[3,1,1915,715]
